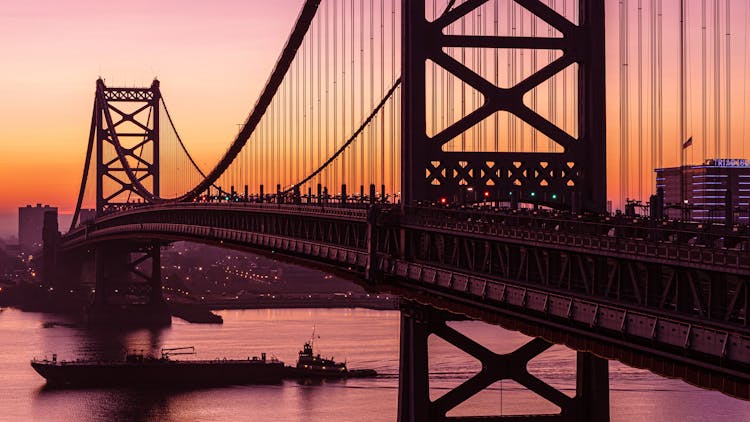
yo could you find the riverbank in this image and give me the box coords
[185,293,399,311]
[1,285,399,324]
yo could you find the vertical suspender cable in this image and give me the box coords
[494,0,499,153]
[548,0,555,152]
[658,0,663,168]
[341,1,354,185]
[360,0,365,185]
[333,0,339,189]
[372,0,377,185]
[744,2,750,160]
[726,0,731,157]
[317,8,323,188]
[561,0,567,150]
[650,0,657,190]
[511,3,516,152]
[392,0,396,199]
[281,69,286,189]
[324,0,330,190]
[702,0,708,162]
[509,0,514,152]
[620,0,629,204]
[637,0,643,200]
[352,0,356,189]
[519,6,525,152]
[302,33,307,192]
[680,0,687,214]
[461,12,467,151]
[714,0,721,158]
[380,0,385,188]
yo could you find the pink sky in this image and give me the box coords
[0,0,302,233]
[0,1,748,236]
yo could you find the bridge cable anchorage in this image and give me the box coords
[176,0,322,202]
[284,78,401,195]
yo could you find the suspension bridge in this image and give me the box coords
[40,1,750,421]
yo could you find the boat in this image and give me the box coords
[287,332,377,379]
[31,346,285,387]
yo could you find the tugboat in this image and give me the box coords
[287,332,377,379]
[31,347,285,387]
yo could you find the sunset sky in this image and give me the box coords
[0,0,302,234]
[1,1,748,236]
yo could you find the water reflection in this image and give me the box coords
[35,385,182,421]
[80,326,168,361]
[7,309,748,422]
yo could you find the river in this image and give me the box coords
[0,308,747,421]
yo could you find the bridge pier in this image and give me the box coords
[87,242,171,327]
[397,301,609,422]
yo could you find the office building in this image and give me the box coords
[655,159,750,223]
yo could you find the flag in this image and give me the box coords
[682,137,693,149]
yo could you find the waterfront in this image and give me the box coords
[1,307,748,421]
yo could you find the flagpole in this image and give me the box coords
[679,0,687,221]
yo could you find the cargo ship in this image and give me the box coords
[31,347,285,387]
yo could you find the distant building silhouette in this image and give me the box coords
[18,204,58,253]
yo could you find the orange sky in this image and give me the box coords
[1,1,749,235]
[0,1,302,223]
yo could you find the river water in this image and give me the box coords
[0,307,747,421]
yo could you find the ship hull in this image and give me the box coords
[31,360,284,387]
[285,366,377,379]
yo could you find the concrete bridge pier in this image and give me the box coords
[397,301,609,422]
[87,241,171,327]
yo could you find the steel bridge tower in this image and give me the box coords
[83,79,168,326]
[399,1,609,420]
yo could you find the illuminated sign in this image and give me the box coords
[704,159,750,167]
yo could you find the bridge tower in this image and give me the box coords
[94,78,161,214]
[402,0,606,213]
[399,2,609,420]
[84,79,169,326]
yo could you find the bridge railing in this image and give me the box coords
[401,208,750,275]
[64,202,374,240]
[403,206,749,245]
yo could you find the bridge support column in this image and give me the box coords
[397,301,610,422]
[574,352,610,422]
[365,205,381,283]
[398,303,431,422]
[88,242,171,327]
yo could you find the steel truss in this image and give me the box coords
[395,223,748,328]
[402,0,606,211]
[398,300,609,421]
